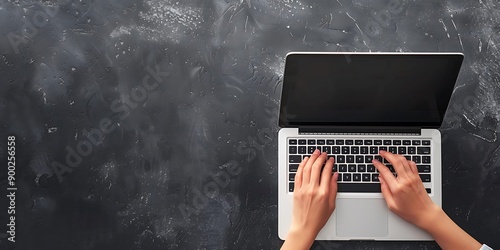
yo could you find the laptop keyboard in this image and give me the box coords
[288,138,432,193]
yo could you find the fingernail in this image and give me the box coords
[314,149,320,154]
[379,150,386,153]
[372,159,380,163]
[334,172,339,180]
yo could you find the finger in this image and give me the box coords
[380,150,409,178]
[303,149,320,185]
[379,175,396,209]
[320,157,335,189]
[408,160,418,175]
[329,172,339,207]
[373,159,397,190]
[294,156,309,190]
[311,152,328,185]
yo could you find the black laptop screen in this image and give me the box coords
[279,53,463,127]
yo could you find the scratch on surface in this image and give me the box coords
[346,12,367,46]
[450,16,464,51]
[244,15,248,32]
[439,19,451,38]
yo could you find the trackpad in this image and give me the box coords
[336,199,388,238]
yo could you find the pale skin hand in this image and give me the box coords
[281,150,483,250]
[374,150,482,250]
[281,149,338,250]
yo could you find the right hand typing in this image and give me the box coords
[372,150,440,229]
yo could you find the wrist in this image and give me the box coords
[417,204,446,233]
[284,226,318,249]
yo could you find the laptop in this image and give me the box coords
[278,52,464,240]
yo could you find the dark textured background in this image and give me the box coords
[1,0,499,249]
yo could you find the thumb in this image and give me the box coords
[379,175,395,209]
[329,172,338,206]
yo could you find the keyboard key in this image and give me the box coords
[389,146,397,154]
[289,146,297,154]
[333,164,337,172]
[362,173,371,181]
[417,147,431,154]
[298,139,306,145]
[412,140,421,145]
[289,173,296,181]
[323,146,331,154]
[339,164,348,172]
[327,140,335,145]
[356,155,365,163]
[348,164,357,172]
[338,183,381,192]
[298,146,306,154]
[425,188,431,193]
[353,174,361,182]
[387,165,395,172]
[374,140,382,145]
[358,164,366,172]
[383,140,392,145]
[355,140,363,145]
[308,139,316,145]
[398,147,407,154]
[361,146,368,154]
[351,146,359,154]
[374,155,382,162]
[308,146,315,154]
[337,155,345,163]
[317,140,325,145]
[379,146,387,152]
[422,156,430,163]
[289,182,294,192]
[393,140,401,145]
[408,147,416,154]
[422,140,431,145]
[403,140,411,145]
[289,164,299,172]
[342,146,350,154]
[289,155,302,163]
[343,173,352,181]
[364,140,373,145]
[404,155,411,160]
[289,139,297,145]
[367,164,375,172]
[371,174,379,182]
[370,146,378,154]
[336,140,344,145]
[365,155,373,163]
[412,156,421,163]
[346,155,354,163]
[417,165,431,173]
[420,174,431,182]
[346,140,354,145]
[332,146,340,154]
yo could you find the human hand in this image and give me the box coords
[290,149,338,237]
[373,150,440,229]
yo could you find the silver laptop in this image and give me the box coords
[278,52,464,240]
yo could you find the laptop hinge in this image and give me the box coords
[298,126,421,135]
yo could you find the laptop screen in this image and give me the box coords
[279,53,463,128]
